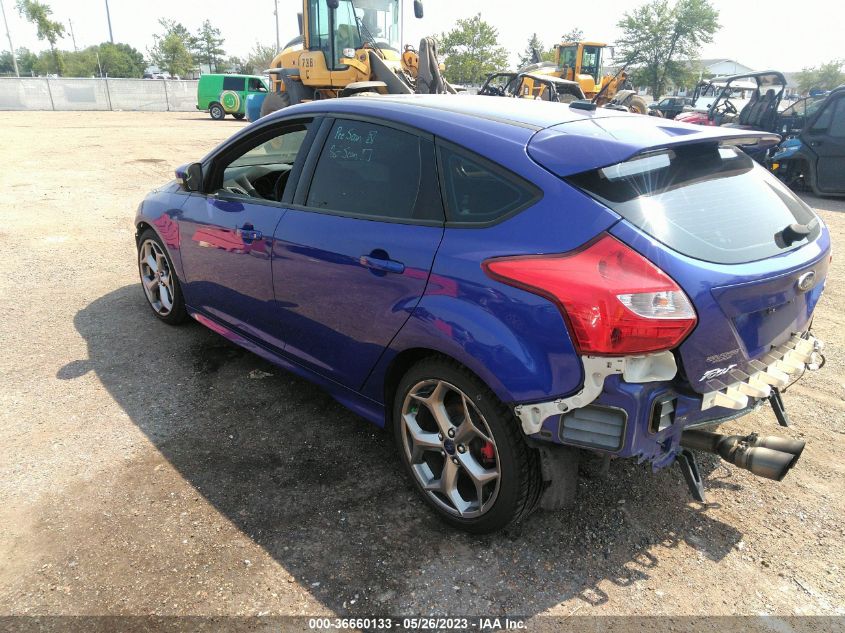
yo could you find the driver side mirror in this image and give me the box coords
[326,0,339,8]
[414,0,424,18]
[178,162,203,192]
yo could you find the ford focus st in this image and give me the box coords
[135,95,830,533]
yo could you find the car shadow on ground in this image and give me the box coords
[60,285,743,615]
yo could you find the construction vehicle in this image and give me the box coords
[479,71,585,104]
[554,41,647,114]
[260,0,453,118]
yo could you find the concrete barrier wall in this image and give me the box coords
[0,78,199,112]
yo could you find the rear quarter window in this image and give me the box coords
[567,145,820,264]
[437,143,540,226]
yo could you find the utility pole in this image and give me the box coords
[0,0,19,77]
[68,18,77,52]
[104,0,114,44]
[274,0,280,53]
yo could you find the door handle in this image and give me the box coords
[237,224,263,243]
[359,254,405,275]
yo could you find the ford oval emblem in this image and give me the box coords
[797,271,816,293]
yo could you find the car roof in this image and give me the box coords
[253,94,780,177]
[284,93,630,131]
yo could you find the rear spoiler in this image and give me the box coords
[527,114,781,177]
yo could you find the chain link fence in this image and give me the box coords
[0,77,199,112]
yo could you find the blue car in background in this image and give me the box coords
[135,95,830,533]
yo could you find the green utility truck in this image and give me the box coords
[196,74,269,120]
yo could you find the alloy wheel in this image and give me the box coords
[400,379,501,518]
[138,239,175,316]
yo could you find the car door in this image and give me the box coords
[802,92,845,194]
[271,117,445,389]
[178,118,317,347]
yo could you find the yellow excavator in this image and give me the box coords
[554,41,647,113]
[260,0,454,117]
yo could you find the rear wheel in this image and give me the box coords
[393,358,542,533]
[232,112,245,120]
[209,103,225,120]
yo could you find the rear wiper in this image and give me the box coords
[775,222,811,248]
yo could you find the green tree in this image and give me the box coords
[438,13,509,85]
[615,0,719,98]
[62,47,98,76]
[221,55,245,74]
[517,33,545,68]
[797,59,844,93]
[243,42,278,74]
[0,51,14,75]
[192,20,225,73]
[16,47,38,75]
[97,42,145,77]
[149,19,194,77]
[15,0,65,75]
[560,27,584,43]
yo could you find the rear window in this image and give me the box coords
[567,145,820,264]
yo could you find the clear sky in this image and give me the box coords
[2,0,841,72]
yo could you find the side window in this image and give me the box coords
[811,102,835,132]
[216,122,311,202]
[305,119,442,222]
[828,99,845,137]
[248,78,267,92]
[222,76,245,91]
[438,144,540,225]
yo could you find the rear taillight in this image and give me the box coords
[483,234,697,355]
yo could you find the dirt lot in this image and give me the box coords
[0,112,843,628]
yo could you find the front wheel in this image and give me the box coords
[137,229,188,325]
[209,103,225,120]
[393,358,543,533]
[232,113,245,120]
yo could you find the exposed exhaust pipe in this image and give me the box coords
[680,430,805,482]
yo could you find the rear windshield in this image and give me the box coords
[567,145,820,264]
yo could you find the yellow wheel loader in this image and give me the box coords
[555,41,647,114]
[260,0,454,118]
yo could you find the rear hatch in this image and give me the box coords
[528,115,831,395]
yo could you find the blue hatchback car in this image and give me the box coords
[136,95,830,533]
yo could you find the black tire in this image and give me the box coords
[627,95,648,115]
[260,91,291,118]
[232,112,245,120]
[209,103,225,120]
[137,228,189,325]
[392,357,543,533]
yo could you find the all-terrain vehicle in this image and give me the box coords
[675,71,786,130]
[769,85,845,196]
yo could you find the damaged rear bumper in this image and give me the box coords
[513,332,824,471]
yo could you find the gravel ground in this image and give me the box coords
[0,112,843,629]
